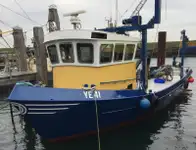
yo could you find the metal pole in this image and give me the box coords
[181,31,185,68]
[180,30,188,78]
[141,29,148,90]
[115,0,118,27]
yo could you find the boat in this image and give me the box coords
[7,0,194,142]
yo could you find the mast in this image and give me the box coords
[115,0,118,27]
[180,30,189,78]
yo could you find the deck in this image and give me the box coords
[148,67,181,92]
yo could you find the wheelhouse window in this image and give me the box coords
[47,45,59,64]
[100,44,113,64]
[59,43,74,63]
[77,43,94,64]
[114,44,124,62]
[124,44,135,61]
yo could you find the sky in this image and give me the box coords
[0,0,196,48]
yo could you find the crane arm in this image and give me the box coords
[0,30,13,36]
[130,0,147,18]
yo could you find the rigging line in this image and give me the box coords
[0,102,9,111]
[0,19,13,28]
[0,3,41,25]
[0,40,7,48]
[25,23,47,33]
[165,0,167,20]
[120,0,138,19]
[14,0,31,20]
[2,36,12,48]
[151,24,160,57]
[2,23,48,38]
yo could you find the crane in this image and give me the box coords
[98,0,162,91]
[130,0,147,18]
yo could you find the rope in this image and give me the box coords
[91,87,101,150]
[14,0,32,21]
[1,36,11,48]
[120,0,138,19]
[0,101,9,110]
[151,24,160,57]
[0,3,41,25]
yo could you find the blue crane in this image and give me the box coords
[130,0,147,19]
[98,0,162,91]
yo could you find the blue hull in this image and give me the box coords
[8,70,192,142]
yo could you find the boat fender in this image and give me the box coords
[183,79,189,89]
[154,78,165,84]
[140,98,151,109]
[188,76,194,83]
[16,81,33,86]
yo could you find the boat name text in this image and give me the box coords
[83,91,101,99]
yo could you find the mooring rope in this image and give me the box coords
[91,86,101,150]
[0,101,9,111]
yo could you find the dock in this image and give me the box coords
[0,71,36,87]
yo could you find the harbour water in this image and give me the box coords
[0,58,196,150]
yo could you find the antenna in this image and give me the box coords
[105,17,113,28]
[63,10,86,30]
[115,0,118,27]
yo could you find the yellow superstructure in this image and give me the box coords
[53,62,137,90]
[44,29,139,90]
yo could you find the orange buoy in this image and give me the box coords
[188,76,194,83]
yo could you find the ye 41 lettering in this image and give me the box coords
[83,91,101,99]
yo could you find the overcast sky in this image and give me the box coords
[0,0,196,48]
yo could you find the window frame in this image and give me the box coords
[124,44,136,61]
[46,44,60,64]
[113,43,125,62]
[76,43,94,64]
[59,42,75,63]
[99,43,114,64]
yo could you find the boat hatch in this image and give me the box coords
[91,32,107,39]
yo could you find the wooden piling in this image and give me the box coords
[157,31,167,67]
[33,27,48,85]
[48,4,60,32]
[13,26,28,71]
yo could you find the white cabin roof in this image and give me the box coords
[44,29,140,43]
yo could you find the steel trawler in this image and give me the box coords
[7,0,193,142]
